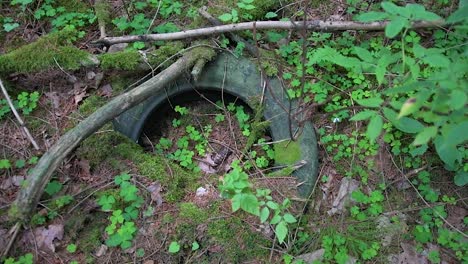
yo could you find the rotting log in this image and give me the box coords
[9,45,216,222]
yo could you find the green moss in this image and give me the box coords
[76,131,129,168]
[137,154,199,202]
[0,29,89,73]
[78,215,106,258]
[79,95,107,117]
[190,42,217,62]
[56,0,90,13]
[147,41,185,67]
[274,140,301,164]
[109,75,135,93]
[243,101,270,152]
[100,50,141,70]
[179,202,208,225]
[207,217,269,261]
[258,49,280,76]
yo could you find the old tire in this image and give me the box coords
[113,52,319,197]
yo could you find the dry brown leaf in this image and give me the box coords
[32,224,64,252]
[99,84,113,98]
[147,182,163,207]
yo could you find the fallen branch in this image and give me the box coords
[9,45,216,222]
[0,79,40,150]
[198,6,257,56]
[93,19,445,46]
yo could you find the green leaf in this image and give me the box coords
[355,97,383,108]
[406,4,441,21]
[192,241,200,251]
[67,243,77,253]
[445,121,468,146]
[385,17,407,38]
[115,173,130,185]
[270,214,281,224]
[168,241,180,253]
[240,193,260,216]
[218,13,232,22]
[3,22,20,32]
[383,107,424,133]
[283,213,297,224]
[266,201,279,210]
[353,47,374,62]
[413,126,437,146]
[265,12,278,18]
[367,115,383,142]
[375,65,386,85]
[98,195,116,211]
[450,90,467,110]
[381,2,402,15]
[422,54,450,68]
[275,221,288,244]
[410,144,428,157]
[434,135,459,168]
[260,207,270,223]
[350,110,376,121]
[45,180,62,196]
[446,5,468,23]
[454,171,468,186]
[15,159,26,168]
[397,117,425,133]
[0,159,11,169]
[355,12,388,22]
[397,97,418,118]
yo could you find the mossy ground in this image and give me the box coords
[0,29,89,73]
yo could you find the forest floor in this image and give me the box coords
[0,0,466,264]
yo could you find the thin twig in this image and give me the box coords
[67,181,113,214]
[2,222,21,258]
[0,79,40,150]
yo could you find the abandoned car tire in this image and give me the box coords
[113,52,319,197]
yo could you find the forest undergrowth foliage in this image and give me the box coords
[0,0,467,263]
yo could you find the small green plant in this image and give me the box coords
[44,180,63,196]
[66,243,77,253]
[10,0,32,10]
[191,241,200,251]
[350,189,384,221]
[0,159,11,169]
[219,161,296,244]
[2,17,20,32]
[219,0,255,23]
[156,137,173,153]
[136,248,145,257]
[174,105,189,115]
[215,113,225,122]
[172,118,181,127]
[16,91,40,115]
[4,253,33,264]
[356,2,441,38]
[98,173,143,250]
[168,241,181,253]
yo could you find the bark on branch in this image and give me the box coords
[93,20,445,46]
[10,46,215,222]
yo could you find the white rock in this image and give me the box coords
[196,187,208,196]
